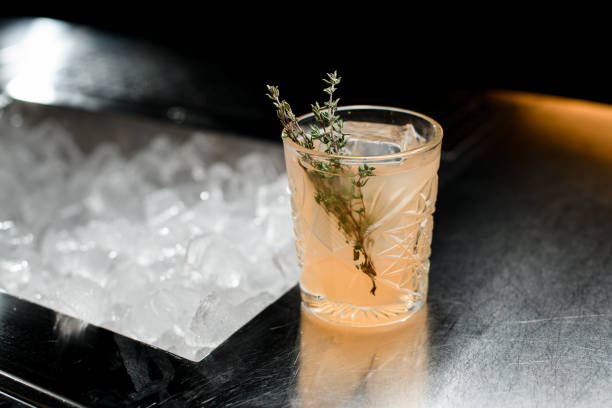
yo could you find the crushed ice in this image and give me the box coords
[0,117,298,361]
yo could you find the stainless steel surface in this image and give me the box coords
[2,92,612,407]
[197,93,612,407]
[155,93,612,407]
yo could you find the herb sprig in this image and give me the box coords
[267,72,379,295]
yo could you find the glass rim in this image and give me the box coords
[282,105,443,161]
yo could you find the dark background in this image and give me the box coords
[42,14,607,95]
[1,12,609,138]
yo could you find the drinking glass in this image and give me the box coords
[283,106,442,327]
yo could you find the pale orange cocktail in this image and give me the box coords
[283,106,442,327]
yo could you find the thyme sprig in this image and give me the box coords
[310,71,348,155]
[267,72,378,295]
[266,85,314,149]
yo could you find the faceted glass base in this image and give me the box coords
[301,285,426,327]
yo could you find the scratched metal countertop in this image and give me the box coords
[2,18,612,408]
[1,92,612,407]
[193,92,612,407]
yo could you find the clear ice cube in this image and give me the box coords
[0,246,34,292]
[341,121,425,156]
[48,276,110,325]
[144,189,186,227]
[123,286,200,343]
[0,118,295,361]
[184,233,254,289]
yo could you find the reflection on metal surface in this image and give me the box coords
[297,306,428,407]
[4,19,72,104]
[53,315,89,344]
[0,17,269,135]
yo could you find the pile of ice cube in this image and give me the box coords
[0,114,297,361]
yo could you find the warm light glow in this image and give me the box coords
[491,91,612,163]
